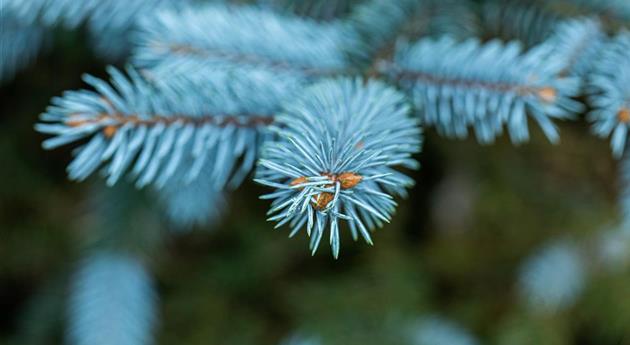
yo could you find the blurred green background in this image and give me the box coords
[1,29,629,345]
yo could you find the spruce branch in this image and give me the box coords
[383,36,584,143]
[588,32,630,157]
[35,66,293,190]
[255,78,422,258]
[133,3,360,81]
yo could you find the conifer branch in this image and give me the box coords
[256,78,422,258]
[36,66,294,190]
[133,3,359,81]
[588,32,630,157]
[383,36,584,143]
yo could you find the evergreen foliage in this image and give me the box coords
[588,31,630,157]
[255,78,421,257]
[35,66,285,191]
[68,251,156,345]
[132,3,358,82]
[0,0,188,65]
[546,18,605,79]
[3,0,630,344]
[260,0,362,21]
[384,36,582,143]
[480,1,561,47]
[0,13,45,82]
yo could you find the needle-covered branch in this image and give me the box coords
[36,66,298,190]
[256,78,422,258]
[383,36,584,143]
[588,32,630,157]
[133,3,360,83]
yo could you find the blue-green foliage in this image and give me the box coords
[349,0,479,63]
[13,0,630,343]
[348,0,421,58]
[555,0,630,22]
[255,78,421,258]
[28,0,629,253]
[260,0,362,21]
[68,251,156,345]
[481,1,561,47]
[546,18,605,79]
[132,3,359,82]
[2,0,183,32]
[408,0,480,40]
[518,240,586,312]
[2,0,187,62]
[384,36,583,143]
[35,66,292,191]
[588,32,630,158]
[0,13,45,82]
[158,172,226,229]
[408,316,478,345]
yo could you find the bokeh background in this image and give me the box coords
[1,3,630,345]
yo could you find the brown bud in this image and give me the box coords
[537,87,557,103]
[337,172,362,189]
[103,125,117,138]
[618,108,630,123]
[312,192,334,210]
